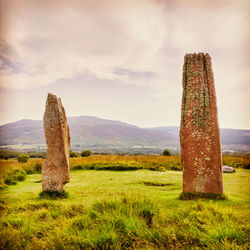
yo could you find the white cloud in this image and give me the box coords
[0,0,166,89]
[0,0,249,128]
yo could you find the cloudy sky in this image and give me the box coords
[0,0,249,129]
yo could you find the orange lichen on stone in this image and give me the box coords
[180,53,223,194]
[42,93,70,192]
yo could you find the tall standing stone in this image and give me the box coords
[180,53,223,194]
[42,93,70,192]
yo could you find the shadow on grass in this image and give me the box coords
[142,181,173,187]
[39,190,69,199]
[179,192,227,200]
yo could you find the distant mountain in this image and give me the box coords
[144,126,250,146]
[0,116,175,147]
[0,119,44,145]
[0,116,250,152]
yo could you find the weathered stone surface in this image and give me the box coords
[180,53,223,194]
[42,93,70,192]
[222,166,235,173]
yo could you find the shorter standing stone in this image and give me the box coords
[42,93,70,192]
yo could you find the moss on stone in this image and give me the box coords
[181,53,213,131]
[179,192,227,200]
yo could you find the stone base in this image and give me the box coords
[39,190,69,199]
[179,192,227,200]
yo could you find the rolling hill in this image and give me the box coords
[0,116,250,152]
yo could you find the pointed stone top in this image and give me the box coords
[184,52,211,60]
[48,92,56,97]
[47,93,60,100]
[46,93,62,107]
[184,53,212,66]
[44,93,65,126]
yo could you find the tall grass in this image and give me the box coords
[71,155,250,170]
[223,155,250,169]
[0,159,42,189]
[0,194,249,249]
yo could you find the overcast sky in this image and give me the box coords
[0,0,249,129]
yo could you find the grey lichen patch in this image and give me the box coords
[191,130,202,141]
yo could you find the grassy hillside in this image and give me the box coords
[0,157,249,249]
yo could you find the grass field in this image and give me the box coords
[0,155,249,189]
[0,156,249,249]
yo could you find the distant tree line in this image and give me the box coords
[0,150,46,160]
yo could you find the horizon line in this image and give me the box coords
[0,116,249,131]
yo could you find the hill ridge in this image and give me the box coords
[0,116,250,152]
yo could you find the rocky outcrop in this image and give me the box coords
[42,93,70,192]
[222,166,235,173]
[180,53,223,194]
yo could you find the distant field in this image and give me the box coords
[0,155,250,189]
